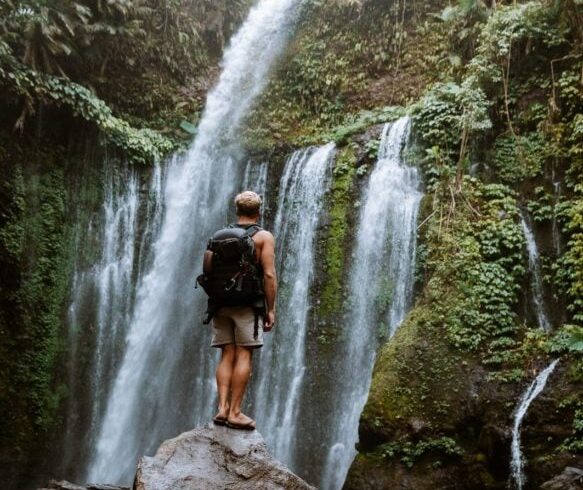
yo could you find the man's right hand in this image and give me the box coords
[264,310,275,332]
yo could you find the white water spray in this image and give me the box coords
[510,359,559,490]
[86,0,301,483]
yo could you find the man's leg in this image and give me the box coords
[215,343,236,420]
[228,346,255,427]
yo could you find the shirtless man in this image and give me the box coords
[210,191,277,430]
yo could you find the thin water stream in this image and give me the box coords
[519,211,551,332]
[510,359,559,490]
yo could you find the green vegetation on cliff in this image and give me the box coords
[0,137,73,477]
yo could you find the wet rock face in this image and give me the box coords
[133,424,315,490]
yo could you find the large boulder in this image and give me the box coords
[133,424,315,490]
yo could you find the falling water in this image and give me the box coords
[519,212,551,332]
[85,0,301,483]
[321,116,423,489]
[251,143,336,468]
[242,160,268,194]
[62,164,162,474]
[510,359,559,490]
[552,181,562,255]
[87,172,139,439]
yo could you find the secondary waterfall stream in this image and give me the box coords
[321,116,423,489]
[81,0,301,483]
[510,359,560,490]
[519,212,551,332]
[251,144,335,467]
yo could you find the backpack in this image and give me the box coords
[196,224,266,332]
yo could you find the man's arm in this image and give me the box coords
[258,231,277,331]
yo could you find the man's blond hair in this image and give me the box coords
[235,191,262,217]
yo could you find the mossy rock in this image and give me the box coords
[358,305,474,450]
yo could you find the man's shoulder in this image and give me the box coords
[252,229,274,243]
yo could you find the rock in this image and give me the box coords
[133,424,315,490]
[540,467,583,490]
[38,481,129,490]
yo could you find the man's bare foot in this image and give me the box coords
[227,411,256,430]
[213,406,229,425]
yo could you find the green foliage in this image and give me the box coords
[557,396,583,454]
[412,80,491,182]
[555,193,583,324]
[0,57,174,163]
[422,179,525,352]
[328,106,406,144]
[0,0,253,142]
[491,132,548,183]
[179,120,198,136]
[413,83,466,163]
[548,325,583,354]
[526,187,555,222]
[245,0,436,146]
[469,2,566,85]
[379,437,463,468]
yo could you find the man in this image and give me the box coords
[210,191,277,430]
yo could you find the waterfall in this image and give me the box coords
[510,359,559,490]
[519,212,551,332]
[85,0,301,483]
[62,164,161,473]
[321,116,423,490]
[242,160,268,195]
[251,143,336,467]
[89,173,139,430]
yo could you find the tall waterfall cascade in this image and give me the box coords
[519,212,551,332]
[251,143,336,468]
[81,0,301,483]
[510,359,560,490]
[321,116,423,490]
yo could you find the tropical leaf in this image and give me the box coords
[179,120,197,135]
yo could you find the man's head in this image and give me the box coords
[235,191,262,219]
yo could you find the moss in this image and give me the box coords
[360,305,467,440]
[317,145,358,321]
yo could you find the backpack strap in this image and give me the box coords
[229,222,263,237]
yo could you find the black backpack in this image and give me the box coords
[196,224,266,331]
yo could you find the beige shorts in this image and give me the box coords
[211,306,264,349]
